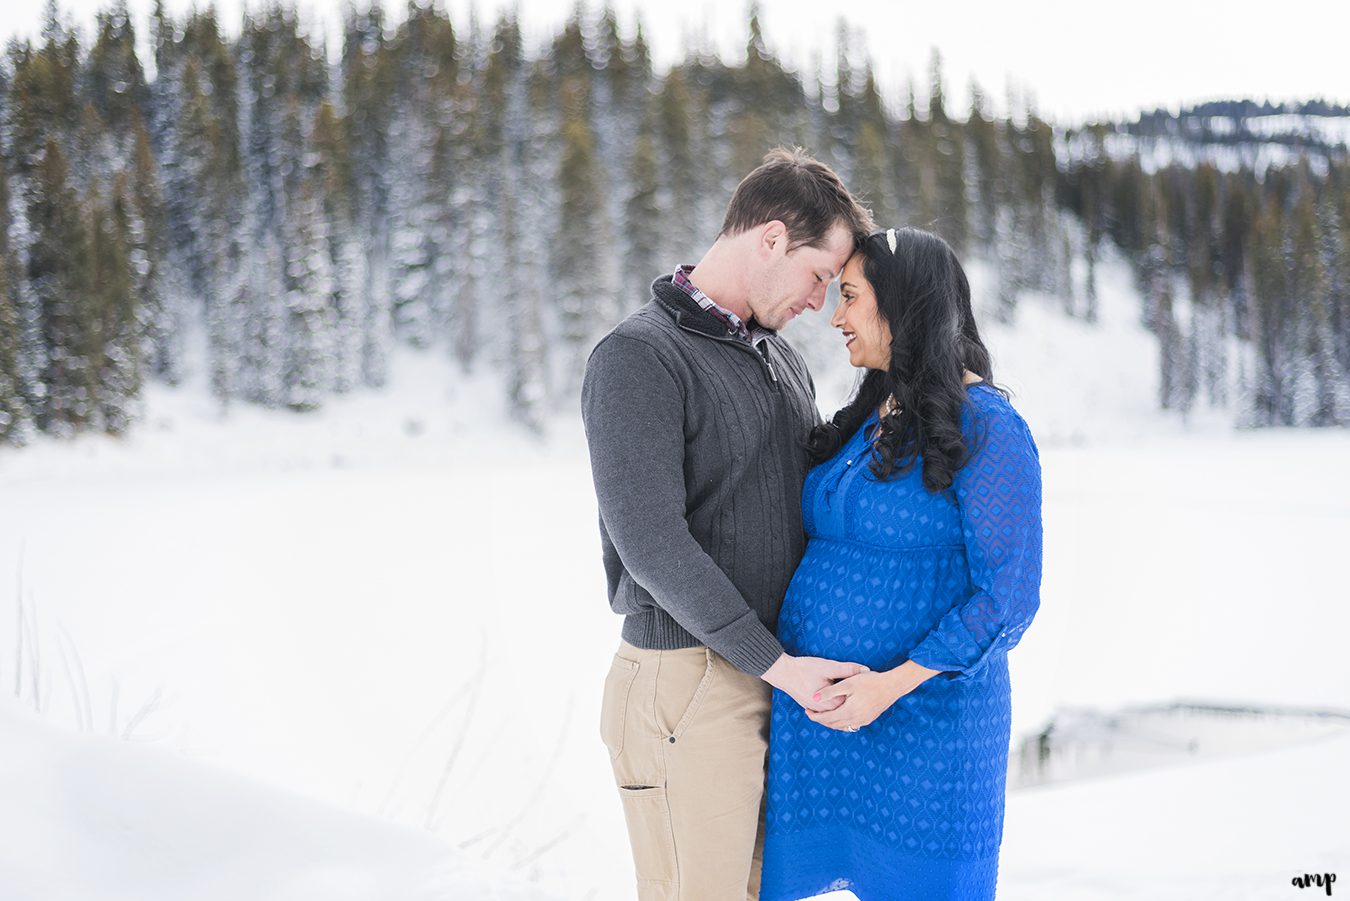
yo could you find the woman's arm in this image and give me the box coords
[905,397,1044,681]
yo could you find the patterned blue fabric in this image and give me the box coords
[761,383,1043,901]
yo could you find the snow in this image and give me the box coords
[1,251,1347,899]
[1056,113,1350,177]
[999,729,1350,900]
[1242,113,1350,146]
[0,693,555,901]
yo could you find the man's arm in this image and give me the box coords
[581,333,864,704]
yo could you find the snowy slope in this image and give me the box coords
[0,694,554,901]
[1056,112,1350,175]
[998,728,1350,901]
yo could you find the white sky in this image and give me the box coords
[6,0,1350,126]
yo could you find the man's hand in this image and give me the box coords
[762,653,870,712]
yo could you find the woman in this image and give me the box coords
[759,227,1043,901]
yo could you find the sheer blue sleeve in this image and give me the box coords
[906,393,1043,681]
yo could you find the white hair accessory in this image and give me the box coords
[886,228,897,254]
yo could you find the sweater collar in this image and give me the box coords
[650,274,779,341]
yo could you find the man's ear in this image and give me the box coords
[760,220,787,255]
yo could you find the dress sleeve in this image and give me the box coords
[905,394,1043,682]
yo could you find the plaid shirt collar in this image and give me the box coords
[672,265,775,346]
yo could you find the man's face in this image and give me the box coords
[748,221,855,331]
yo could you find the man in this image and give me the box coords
[581,147,876,900]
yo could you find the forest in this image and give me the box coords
[1,0,1347,443]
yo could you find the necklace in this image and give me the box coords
[865,395,902,444]
[879,394,902,420]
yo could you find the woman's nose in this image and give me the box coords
[829,302,844,328]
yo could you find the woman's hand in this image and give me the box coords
[804,660,943,732]
[762,653,871,712]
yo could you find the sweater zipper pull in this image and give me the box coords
[758,341,778,383]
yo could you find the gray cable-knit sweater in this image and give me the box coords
[580,274,823,676]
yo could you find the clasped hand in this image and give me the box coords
[763,654,943,733]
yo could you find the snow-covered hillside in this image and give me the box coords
[0,694,554,901]
[1058,112,1350,175]
[1,250,1347,899]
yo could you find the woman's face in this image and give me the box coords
[830,253,893,370]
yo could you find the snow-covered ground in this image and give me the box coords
[0,693,551,901]
[1,253,1347,899]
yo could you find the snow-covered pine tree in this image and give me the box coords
[965,79,1000,255]
[311,99,365,395]
[0,136,36,446]
[501,47,549,431]
[1293,186,1343,426]
[656,66,701,266]
[444,14,486,373]
[95,172,142,433]
[85,0,148,148]
[279,97,335,412]
[128,111,176,384]
[852,63,895,229]
[385,3,454,349]
[550,16,606,394]
[927,49,969,256]
[1247,198,1289,425]
[0,240,33,446]
[31,138,96,436]
[340,2,393,389]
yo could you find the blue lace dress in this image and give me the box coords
[760,384,1043,901]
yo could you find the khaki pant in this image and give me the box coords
[600,638,773,900]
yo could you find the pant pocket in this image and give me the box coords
[657,648,716,742]
[616,784,679,892]
[600,654,640,760]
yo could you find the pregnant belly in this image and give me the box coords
[777,538,970,670]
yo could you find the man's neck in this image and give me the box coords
[686,241,753,323]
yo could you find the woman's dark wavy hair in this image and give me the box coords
[806,226,1010,493]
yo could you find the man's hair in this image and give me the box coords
[719,147,875,252]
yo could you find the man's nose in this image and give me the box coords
[808,284,827,311]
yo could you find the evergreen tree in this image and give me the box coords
[657,66,702,265]
[279,98,334,411]
[1247,199,1288,425]
[95,173,141,434]
[85,0,148,140]
[312,99,366,394]
[0,130,36,446]
[965,79,1001,254]
[554,79,605,392]
[926,49,968,254]
[30,138,96,436]
[0,243,33,446]
[128,112,175,384]
[624,106,662,300]
[853,63,894,227]
[341,2,394,388]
